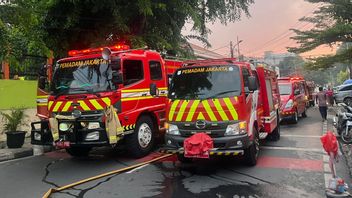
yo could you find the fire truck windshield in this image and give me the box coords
[279,84,292,95]
[169,65,241,100]
[51,58,114,95]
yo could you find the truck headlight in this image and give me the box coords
[285,99,294,109]
[88,122,100,129]
[34,132,41,141]
[85,131,100,141]
[59,123,72,132]
[225,121,246,136]
[165,123,180,135]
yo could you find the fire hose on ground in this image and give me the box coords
[42,153,174,198]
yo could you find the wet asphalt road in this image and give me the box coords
[0,108,349,198]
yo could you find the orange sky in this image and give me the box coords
[183,0,336,58]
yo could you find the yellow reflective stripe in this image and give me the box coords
[201,100,217,121]
[225,152,231,156]
[37,103,47,106]
[223,98,238,120]
[197,112,205,120]
[217,152,223,155]
[62,101,72,112]
[121,96,153,102]
[90,99,103,110]
[168,100,180,121]
[122,87,167,93]
[102,97,111,106]
[78,100,90,111]
[48,101,54,110]
[52,132,59,140]
[37,95,48,99]
[234,96,238,102]
[122,88,149,93]
[53,101,62,112]
[175,100,189,121]
[213,99,229,121]
[186,100,200,121]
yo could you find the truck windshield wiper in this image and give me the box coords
[205,90,239,100]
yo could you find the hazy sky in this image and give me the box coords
[184,0,335,58]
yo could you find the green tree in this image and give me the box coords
[337,68,349,84]
[1,0,253,59]
[288,0,352,70]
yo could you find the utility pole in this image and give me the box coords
[230,41,234,58]
[237,36,241,59]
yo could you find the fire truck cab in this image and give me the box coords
[278,76,308,124]
[31,44,181,158]
[162,59,280,166]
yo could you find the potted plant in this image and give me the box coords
[1,108,27,148]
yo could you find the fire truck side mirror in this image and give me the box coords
[248,76,257,92]
[102,47,111,60]
[150,83,157,96]
[112,71,123,84]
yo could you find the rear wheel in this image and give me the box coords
[344,98,352,106]
[126,116,155,158]
[291,111,298,124]
[66,147,91,157]
[244,127,259,166]
[269,113,280,141]
[341,127,352,144]
[302,108,307,118]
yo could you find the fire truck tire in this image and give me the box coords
[302,108,307,118]
[244,128,259,166]
[126,116,155,158]
[292,111,298,124]
[66,147,91,157]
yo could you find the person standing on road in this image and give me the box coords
[316,87,328,121]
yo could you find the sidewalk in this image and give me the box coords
[328,105,352,177]
[0,137,52,162]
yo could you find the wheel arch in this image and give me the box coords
[136,110,159,132]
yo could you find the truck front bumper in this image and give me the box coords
[30,120,110,147]
[162,133,250,155]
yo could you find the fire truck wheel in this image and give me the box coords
[244,128,259,166]
[302,108,307,118]
[127,116,155,158]
[292,111,298,124]
[66,147,91,157]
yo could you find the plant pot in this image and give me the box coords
[6,131,26,148]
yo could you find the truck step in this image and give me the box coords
[259,132,268,139]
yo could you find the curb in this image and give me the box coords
[0,144,53,162]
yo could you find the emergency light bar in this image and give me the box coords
[68,44,130,57]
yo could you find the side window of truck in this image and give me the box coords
[149,61,162,80]
[252,70,260,89]
[242,68,250,92]
[123,60,144,86]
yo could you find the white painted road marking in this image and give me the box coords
[261,146,324,153]
[126,164,149,174]
[280,134,322,138]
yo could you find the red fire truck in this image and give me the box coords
[31,44,182,158]
[161,59,280,166]
[278,76,308,124]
